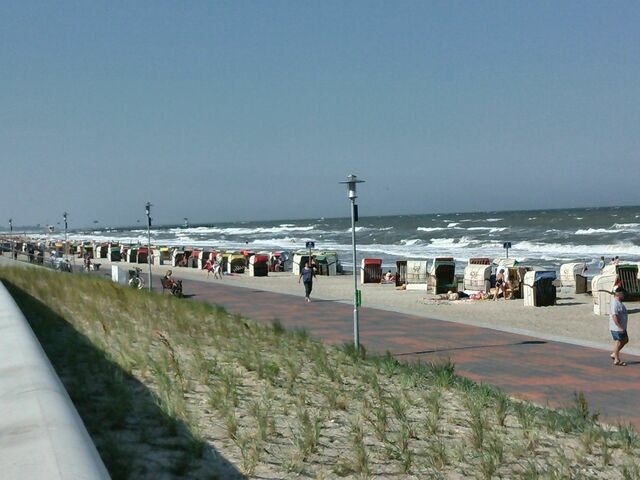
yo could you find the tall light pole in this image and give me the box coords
[63,212,68,261]
[9,218,13,259]
[340,174,365,351]
[145,202,152,291]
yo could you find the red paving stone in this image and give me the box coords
[163,273,640,428]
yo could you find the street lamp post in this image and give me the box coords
[63,212,68,262]
[340,174,365,351]
[145,202,152,292]
[9,218,13,259]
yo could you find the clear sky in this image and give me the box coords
[2,1,638,228]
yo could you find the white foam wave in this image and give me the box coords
[612,223,640,230]
[417,227,446,232]
[514,240,640,257]
[575,228,622,235]
[466,227,507,233]
[485,218,503,222]
[400,239,423,246]
[447,222,460,228]
[430,236,475,248]
[167,225,317,236]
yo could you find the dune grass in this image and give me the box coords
[1,265,640,479]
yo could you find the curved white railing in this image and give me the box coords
[0,282,110,479]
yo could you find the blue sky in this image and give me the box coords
[1,1,638,228]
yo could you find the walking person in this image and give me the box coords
[83,253,92,272]
[298,262,316,302]
[213,257,223,279]
[597,256,605,271]
[610,288,629,366]
[204,257,213,277]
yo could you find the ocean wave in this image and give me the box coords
[575,228,623,235]
[430,236,475,248]
[447,222,460,228]
[416,227,446,232]
[514,240,640,257]
[466,227,507,233]
[400,239,424,246]
[485,218,503,222]
[612,223,640,230]
[164,225,318,236]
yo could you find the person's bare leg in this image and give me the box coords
[619,337,629,360]
[612,340,622,363]
[613,337,628,364]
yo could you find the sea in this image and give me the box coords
[59,206,639,272]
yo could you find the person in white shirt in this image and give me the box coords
[609,288,629,366]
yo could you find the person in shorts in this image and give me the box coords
[610,287,629,366]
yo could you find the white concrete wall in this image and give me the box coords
[0,282,110,479]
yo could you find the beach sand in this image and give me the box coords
[91,257,640,356]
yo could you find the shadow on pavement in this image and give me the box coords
[394,339,548,357]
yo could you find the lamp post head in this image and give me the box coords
[145,202,151,216]
[63,212,67,221]
[340,174,365,200]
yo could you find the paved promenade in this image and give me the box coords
[176,275,640,428]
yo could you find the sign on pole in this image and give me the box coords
[503,242,512,258]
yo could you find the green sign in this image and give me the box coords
[356,289,362,307]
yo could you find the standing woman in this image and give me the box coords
[299,262,316,302]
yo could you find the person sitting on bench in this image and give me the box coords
[163,270,182,295]
[493,269,508,300]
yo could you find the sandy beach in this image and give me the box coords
[86,256,640,357]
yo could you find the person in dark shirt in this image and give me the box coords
[298,262,316,302]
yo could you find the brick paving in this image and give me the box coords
[165,272,640,427]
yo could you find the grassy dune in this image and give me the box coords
[1,266,640,479]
